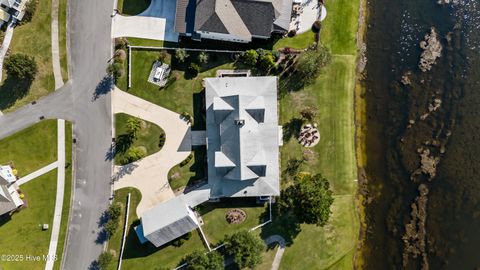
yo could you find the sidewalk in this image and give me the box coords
[45,119,66,270]
[16,161,59,186]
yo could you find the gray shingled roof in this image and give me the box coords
[194,0,291,39]
[0,185,16,216]
[205,76,280,198]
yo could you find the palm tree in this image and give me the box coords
[126,118,141,139]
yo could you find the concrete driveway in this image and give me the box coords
[112,0,179,42]
[112,89,191,217]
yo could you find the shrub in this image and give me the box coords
[158,50,168,62]
[175,48,189,63]
[159,133,166,148]
[115,37,129,50]
[300,106,318,122]
[259,52,276,71]
[287,30,297,37]
[5,54,38,80]
[188,63,200,76]
[172,231,192,247]
[273,50,281,61]
[19,0,38,25]
[114,49,126,63]
[180,153,193,167]
[97,251,113,270]
[198,52,209,64]
[106,62,124,81]
[104,219,118,236]
[312,20,322,33]
[107,203,122,221]
[243,49,258,66]
[126,117,141,138]
[295,46,331,84]
[123,147,147,164]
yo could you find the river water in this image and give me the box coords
[362,0,480,269]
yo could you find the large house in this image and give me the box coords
[0,165,23,216]
[0,0,28,24]
[174,0,293,43]
[136,76,281,247]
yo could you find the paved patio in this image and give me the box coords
[290,1,327,34]
[112,88,191,217]
[111,0,179,42]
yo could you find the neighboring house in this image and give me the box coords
[174,0,292,43]
[0,0,28,24]
[0,165,24,216]
[136,76,281,247]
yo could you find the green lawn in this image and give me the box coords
[257,244,279,270]
[168,146,206,192]
[0,0,54,111]
[108,188,207,270]
[117,49,235,121]
[114,113,165,165]
[199,199,268,244]
[0,120,57,176]
[117,0,151,15]
[53,122,73,270]
[0,169,57,270]
[59,0,68,81]
[273,32,315,50]
[127,37,168,47]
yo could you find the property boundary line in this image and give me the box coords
[117,193,131,270]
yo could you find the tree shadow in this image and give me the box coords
[87,260,99,270]
[115,134,133,154]
[259,205,301,247]
[282,118,304,143]
[0,76,33,110]
[111,163,139,182]
[95,228,108,244]
[92,75,114,101]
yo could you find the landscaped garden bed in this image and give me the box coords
[114,113,165,165]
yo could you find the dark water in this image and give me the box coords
[362,0,480,269]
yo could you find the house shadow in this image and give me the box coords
[0,76,33,110]
[192,90,206,131]
[196,197,266,216]
[183,145,208,190]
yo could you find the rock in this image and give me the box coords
[401,71,412,85]
[419,28,442,72]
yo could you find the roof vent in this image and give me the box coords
[235,119,245,127]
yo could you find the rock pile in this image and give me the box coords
[419,28,442,72]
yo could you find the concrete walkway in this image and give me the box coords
[45,119,66,270]
[16,161,59,186]
[51,0,64,89]
[0,21,15,82]
[112,89,191,217]
[264,235,286,270]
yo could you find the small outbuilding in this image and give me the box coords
[136,196,199,247]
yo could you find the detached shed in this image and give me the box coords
[137,196,199,247]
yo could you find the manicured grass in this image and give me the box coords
[53,121,73,270]
[117,0,151,15]
[108,188,207,269]
[59,0,68,81]
[0,119,57,176]
[127,37,168,47]
[114,113,165,165]
[320,0,360,55]
[168,146,206,192]
[257,244,279,270]
[273,31,315,50]
[0,0,54,111]
[118,49,234,119]
[199,199,268,244]
[0,169,57,270]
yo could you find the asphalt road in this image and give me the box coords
[0,0,114,268]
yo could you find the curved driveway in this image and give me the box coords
[112,89,191,217]
[0,0,114,268]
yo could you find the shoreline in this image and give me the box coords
[352,0,369,266]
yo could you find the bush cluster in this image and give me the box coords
[180,153,193,167]
[5,54,38,80]
[171,231,192,247]
[104,203,122,236]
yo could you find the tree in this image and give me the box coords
[224,230,265,269]
[104,219,118,236]
[188,63,200,77]
[300,106,318,122]
[259,52,276,71]
[107,203,122,221]
[280,172,334,226]
[243,49,259,66]
[126,117,141,138]
[5,54,38,80]
[97,251,113,270]
[106,62,123,81]
[175,48,189,63]
[198,52,209,64]
[183,250,223,270]
[295,46,331,83]
[123,146,146,164]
